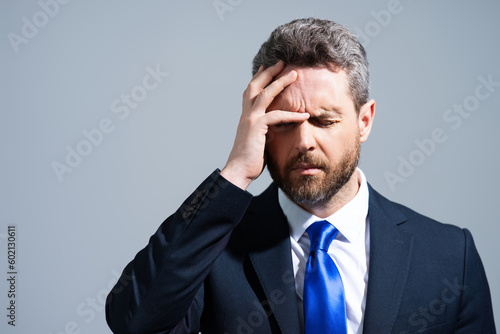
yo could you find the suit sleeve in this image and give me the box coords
[455,228,496,333]
[105,170,253,334]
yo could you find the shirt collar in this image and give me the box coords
[279,168,369,243]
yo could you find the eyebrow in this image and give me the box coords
[315,107,343,117]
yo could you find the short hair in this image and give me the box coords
[252,18,369,112]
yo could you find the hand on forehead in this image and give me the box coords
[268,65,353,116]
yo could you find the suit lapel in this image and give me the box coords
[240,184,301,334]
[363,186,414,333]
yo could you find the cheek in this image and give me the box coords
[318,124,358,155]
[336,119,360,141]
[266,131,291,162]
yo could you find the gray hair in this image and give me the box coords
[252,18,369,112]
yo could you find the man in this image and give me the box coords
[106,18,495,334]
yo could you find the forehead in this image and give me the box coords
[271,66,353,113]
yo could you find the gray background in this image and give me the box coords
[1,0,498,332]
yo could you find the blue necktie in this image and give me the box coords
[304,220,347,334]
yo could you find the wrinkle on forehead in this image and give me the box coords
[269,66,350,115]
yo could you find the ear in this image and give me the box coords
[358,99,375,143]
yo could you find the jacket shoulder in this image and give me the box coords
[368,184,466,240]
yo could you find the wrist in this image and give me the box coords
[220,166,253,190]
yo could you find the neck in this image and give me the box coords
[299,170,361,218]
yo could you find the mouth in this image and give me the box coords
[291,163,323,176]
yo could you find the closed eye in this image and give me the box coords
[309,117,340,127]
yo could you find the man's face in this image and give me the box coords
[265,66,365,206]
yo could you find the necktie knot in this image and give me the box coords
[306,220,339,252]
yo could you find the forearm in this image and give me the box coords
[105,170,253,334]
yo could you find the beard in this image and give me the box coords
[266,141,360,206]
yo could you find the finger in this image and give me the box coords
[252,65,265,79]
[247,61,286,94]
[263,109,309,126]
[244,64,266,106]
[253,70,297,111]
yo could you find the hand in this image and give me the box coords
[221,61,310,190]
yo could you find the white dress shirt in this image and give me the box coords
[278,168,370,334]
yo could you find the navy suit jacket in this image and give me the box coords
[106,170,496,333]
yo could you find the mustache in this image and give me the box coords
[285,153,329,172]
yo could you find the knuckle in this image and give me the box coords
[245,83,259,97]
[244,116,257,128]
[247,81,258,91]
[259,89,271,100]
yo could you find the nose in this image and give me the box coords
[295,121,316,153]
